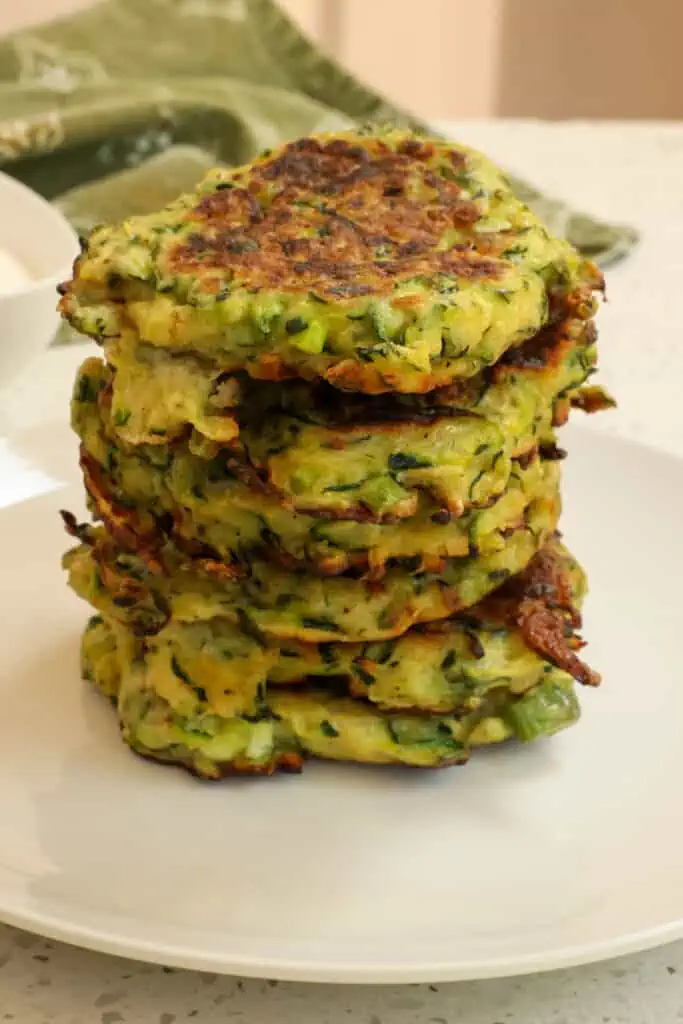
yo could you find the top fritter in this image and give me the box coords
[60,128,602,394]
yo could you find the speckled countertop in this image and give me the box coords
[1,929,682,1024]
[1,120,683,1022]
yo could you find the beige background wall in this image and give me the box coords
[499,0,683,118]
[0,0,93,34]
[285,0,683,120]
[322,0,502,119]
[1,0,682,119]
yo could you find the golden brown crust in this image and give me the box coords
[247,314,588,427]
[495,315,592,378]
[79,448,246,582]
[80,437,536,579]
[67,509,594,688]
[63,514,170,634]
[480,543,601,687]
[60,129,605,397]
[170,137,501,301]
[514,602,599,688]
[79,451,165,573]
[570,385,616,414]
[226,319,586,524]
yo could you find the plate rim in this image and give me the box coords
[2,896,683,983]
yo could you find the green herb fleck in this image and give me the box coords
[353,664,375,687]
[441,650,457,672]
[388,452,432,472]
[113,408,131,427]
[373,641,394,665]
[502,245,527,261]
[319,643,335,666]
[468,468,486,502]
[300,616,342,634]
[386,720,401,745]
[323,481,362,493]
[236,609,268,649]
[171,655,192,686]
[76,375,99,404]
[465,630,485,660]
[285,316,308,335]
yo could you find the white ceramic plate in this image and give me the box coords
[0,421,682,983]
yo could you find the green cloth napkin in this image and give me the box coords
[0,0,637,344]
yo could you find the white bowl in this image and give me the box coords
[0,171,79,390]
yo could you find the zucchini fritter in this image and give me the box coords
[60,125,607,781]
[74,376,559,576]
[63,475,559,644]
[82,616,581,776]
[79,536,596,720]
[74,312,591,525]
[60,128,601,394]
[235,318,595,517]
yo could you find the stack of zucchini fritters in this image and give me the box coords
[59,128,608,777]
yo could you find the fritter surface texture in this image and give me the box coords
[61,129,601,393]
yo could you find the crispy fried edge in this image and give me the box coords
[481,541,600,687]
